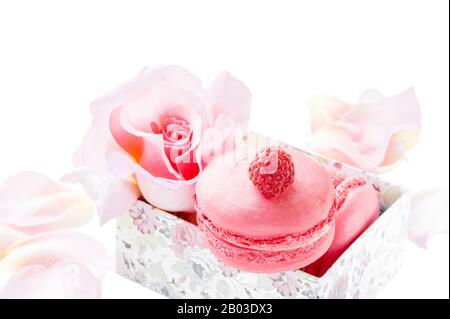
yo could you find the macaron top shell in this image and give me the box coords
[195,148,335,238]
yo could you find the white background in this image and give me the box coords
[0,0,448,298]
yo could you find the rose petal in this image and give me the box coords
[105,149,137,178]
[200,114,240,164]
[174,156,201,181]
[309,95,350,134]
[0,262,101,299]
[379,130,420,168]
[115,67,211,135]
[0,230,111,279]
[138,135,181,180]
[155,101,203,180]
[73,99,124,175]
[357,88,386,104]
[207,71,252,128]
[0,171,93,234]
[156,79,212,130]
[108,106,146,161]
[309,88,421,171]
[93,177,140,225]
[408,188,449,248]
[63,171,140,225]
[109,106,176,180]
[144,65,211,127]
[136,166,196,212]
[0,226,27,256]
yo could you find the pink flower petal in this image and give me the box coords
[94,177,140,225]
[174,158,201,181]
[309,95,350,134]
[0,262,101,299]
[0,230,111,279]
[138,134,180,180]
[207,71,252,128]
[63,171,140,225]
[136,166,196,212]
[73,100,124,176]
[0,226,27,256]
[155,101,203,180]
[156,78,212,130]
[107,66,211,138]
[0,171,93,234]
[143,65,211,125]
[200,114,242,164]
[408,188,449,248]
[105,149,137,178]
[309,88,421,172]
[108,106,146,161]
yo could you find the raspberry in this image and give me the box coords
[248,146,295,199]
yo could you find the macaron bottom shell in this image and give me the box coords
[197,213,336,273]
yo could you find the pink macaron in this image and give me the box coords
[195,146,336,273]
[304,174,380,277]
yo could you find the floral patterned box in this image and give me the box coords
[116,148,410,299]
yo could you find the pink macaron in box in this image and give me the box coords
[116,133,410,299]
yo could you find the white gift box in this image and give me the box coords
[116,144,410,299]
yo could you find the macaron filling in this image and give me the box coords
[196,209,335,251]
[197,201,335,258]
[197,211,335,265]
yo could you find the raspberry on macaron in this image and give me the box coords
[248,146,295,199]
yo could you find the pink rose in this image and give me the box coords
[74,66,251,223]
[308,88,421,172]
